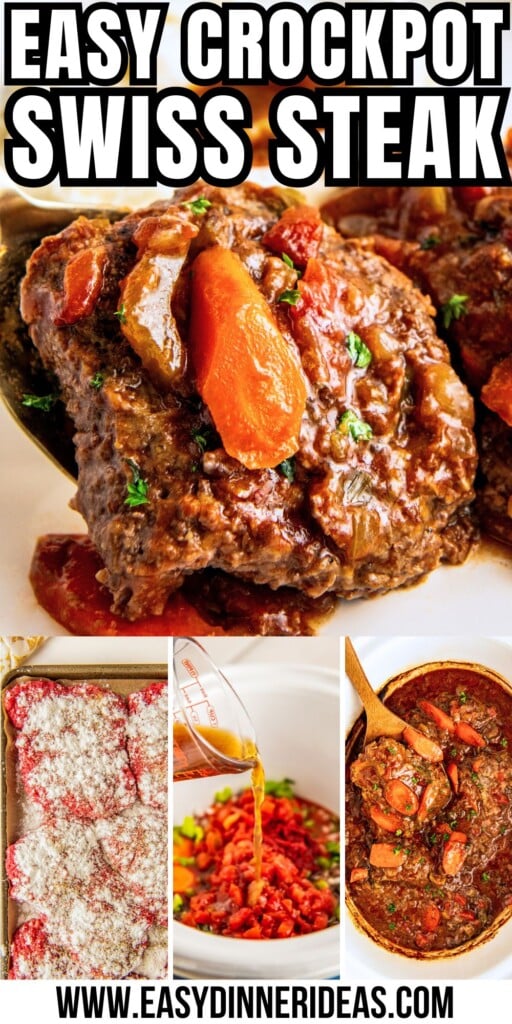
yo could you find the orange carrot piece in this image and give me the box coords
[369,805,403,832]
[188,246,307,469]
[384,779,419,816]
[418,700,455,734]
[449,831,468,844]
[350,867,369,883]
[442,837,468,876]
[447,762,459,794]
[455,721,486,748]
[173,837,194,860]
[417,782,437,823]
[173,864,196,892]
[369,843,406,868]
[422,903,441,932]
[402,726,444,762]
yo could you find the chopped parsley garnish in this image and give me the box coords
[395,829,403,837]
[387,902,396,914]
[182,196,212,215]
[89,372,104,390]
[393,845,402,855]
[420,234,441,250]
[265,778,295,798]
[481,872,490,882]
[337,409,373,442]
[114,302,127,324]
[468,808,477,818]
[458,692,468,705]
[279,288,301,306]
[214,787,233,804]
[21,393,58,412]
[315,879,329,891]
[346,331,372,369]
[177,856,195,867]
[124,458,149,508]
[277,457,295,482]
[191,426,215,454]
[388,921,397,931]
[440,293,469,328]
[500,737,508,747]
[173,894,184,913]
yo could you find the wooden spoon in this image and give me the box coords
[345,637,408,745]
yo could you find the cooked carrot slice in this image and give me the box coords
[350,867,369,883]
[173,864,196,892]
[369,843,406,868]
[449,831,468,844]
[188,246,307,469]
[418,700,455,734]
[447,762,459,794]
[455,721,486,748]
[402,726,444,762]
[384,779,419,816]
[422,902,441,932]
[472,756,485,772]
[417,782,437,823]
[369,805,403,832]
[442,838,467,876]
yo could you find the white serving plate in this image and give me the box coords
[345,635,512,980]
[173,663,340,979]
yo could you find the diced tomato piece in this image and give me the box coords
[481,355,512,427]
[262,205,323,266]
[55,247,106,326]
[453,186,491,211]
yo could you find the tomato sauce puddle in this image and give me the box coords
[346,666,512,955]
[30,534,336,636]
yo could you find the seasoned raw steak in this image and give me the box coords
[20,184,477,619]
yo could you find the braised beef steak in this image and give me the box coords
[20,184,477,619]
[322,183,512,548]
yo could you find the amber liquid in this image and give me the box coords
[173,722,265,884]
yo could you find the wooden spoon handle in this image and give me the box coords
[345,638,406,741]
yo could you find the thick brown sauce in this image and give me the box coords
[346,667,512,954]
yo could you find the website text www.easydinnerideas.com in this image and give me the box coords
[52,982,455,1020]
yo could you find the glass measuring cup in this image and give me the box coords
[173,637,259,780]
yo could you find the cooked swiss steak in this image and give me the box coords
[322,180,512,547]
[20,184,477,619]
